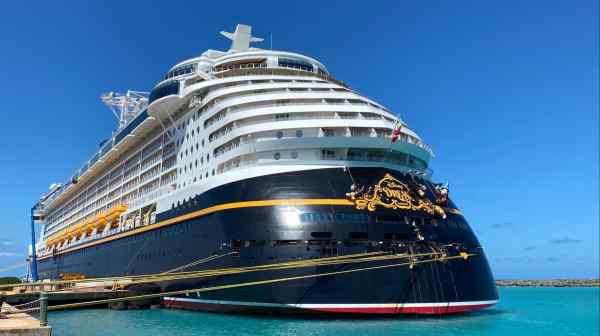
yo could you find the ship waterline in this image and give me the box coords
[32,24,498,315]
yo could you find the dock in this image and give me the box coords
[4,289,136,308]
[0,303,51,336]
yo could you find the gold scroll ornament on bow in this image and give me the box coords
[346,173,447,218]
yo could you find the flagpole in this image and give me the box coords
[388,121,401,152]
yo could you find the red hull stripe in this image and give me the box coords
[163,297,498,315]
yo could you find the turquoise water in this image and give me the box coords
[48,287,599,336]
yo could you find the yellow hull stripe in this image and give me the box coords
[38,198,462,260]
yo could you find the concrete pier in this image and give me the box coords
[0,303,51,336]
[4,289,135,308]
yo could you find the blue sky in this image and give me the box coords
[0,1,597,279]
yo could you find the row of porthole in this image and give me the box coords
[276,129,303,139]
[273,152,299,160]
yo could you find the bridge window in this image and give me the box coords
[278,58,314,72]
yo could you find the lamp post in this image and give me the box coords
[30,205,38,282]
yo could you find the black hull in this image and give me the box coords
[37,167,498,314]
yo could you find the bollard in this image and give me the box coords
[39,291,48,327]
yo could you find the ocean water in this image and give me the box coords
[48,287,599,336]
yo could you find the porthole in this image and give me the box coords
[296,129,303,137]
[291,152,298,159]
[276,131,283,139]
[274,152,281,160]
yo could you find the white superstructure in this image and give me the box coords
[35,24,433,257]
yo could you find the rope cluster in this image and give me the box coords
[1,298,41,315]
[8,250,475,313]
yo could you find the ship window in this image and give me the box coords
[322,128,334,137]
[273,152,281,160]
[321,149,335,159]
[278,58,314,72]
[291,152,298,159]
[275,113,289,120]
[296,129,303,137]
[276,131,283,139]
[311,232,332,238]
[212,169,215,176]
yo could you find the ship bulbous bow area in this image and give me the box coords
[155,167,498,315]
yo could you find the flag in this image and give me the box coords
[391,121,402,144]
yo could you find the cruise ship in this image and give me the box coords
[31,24,498,314]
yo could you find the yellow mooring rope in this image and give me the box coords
[0,251,389,289]
[7,253,475,314]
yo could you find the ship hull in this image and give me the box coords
[37,167,498,315]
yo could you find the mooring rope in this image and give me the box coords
[0,251,390,290]
[161,252,238,274]
[7,252,475,314]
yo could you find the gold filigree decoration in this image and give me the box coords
[346,173,446,218]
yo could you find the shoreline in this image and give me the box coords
[495,279,599,287]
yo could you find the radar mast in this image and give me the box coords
[101,90,149,130]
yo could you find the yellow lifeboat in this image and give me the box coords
[95,213,108,232]
[107,204,128,228]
